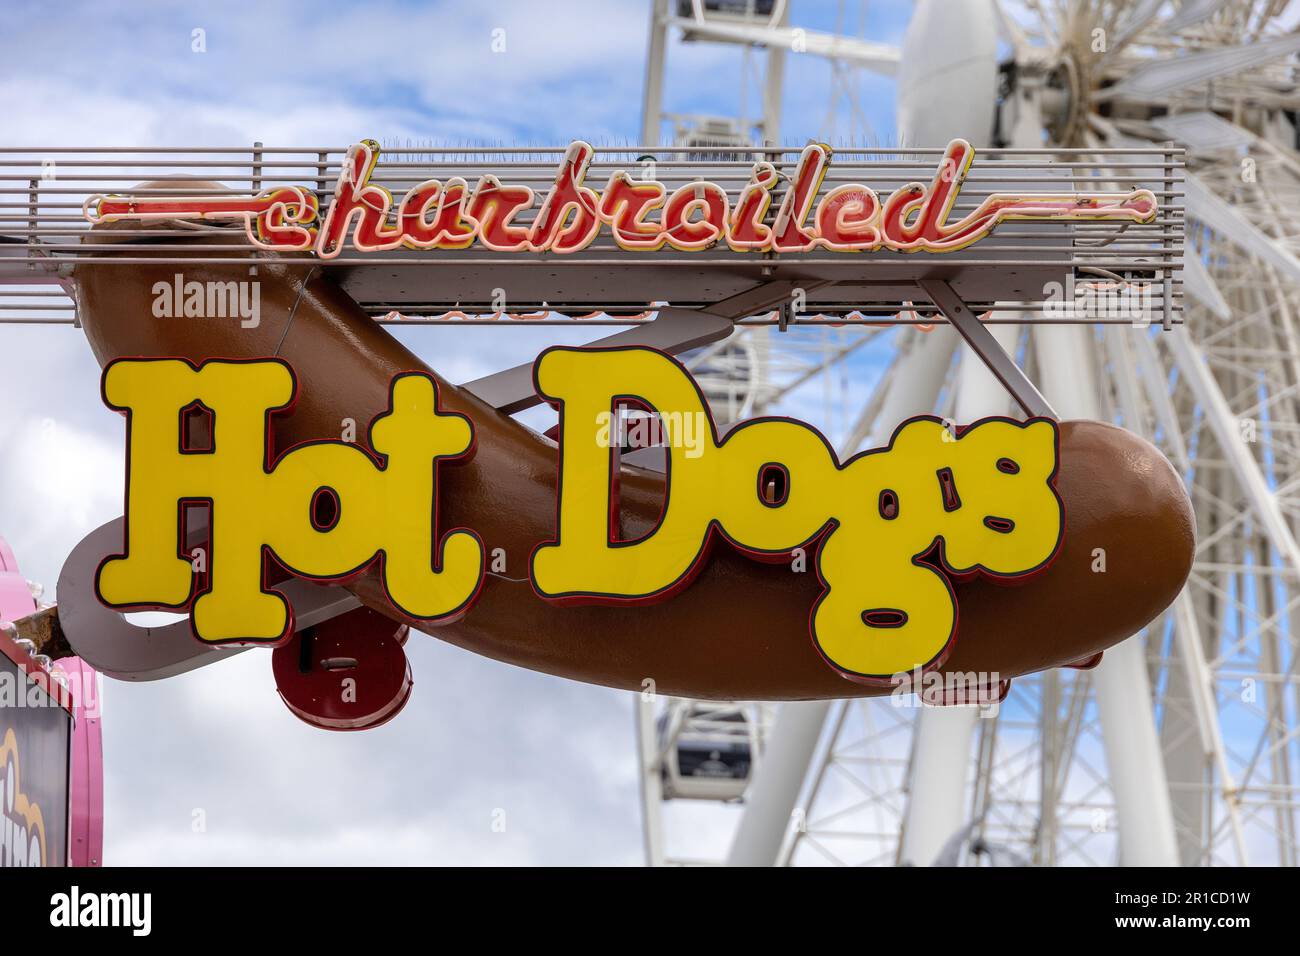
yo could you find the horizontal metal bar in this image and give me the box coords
[0,199,1192,211]
[13,244,1185,258]
[0,301,1188,314]
[4,257,1176,268]
[0,302,1186,312]
[0,145,1188,156]
[9,257,1183,268]
[0,172,1188,186]
[0,223,1190,238]
[0,283,1187,301]
[0,314,1183,327]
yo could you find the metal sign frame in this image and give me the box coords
[0,140,1185,688]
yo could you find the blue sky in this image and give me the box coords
[1,0,910,146]
[0,0,919,865]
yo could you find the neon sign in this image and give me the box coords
[85,139,1158,259]
[96,349,1063,683]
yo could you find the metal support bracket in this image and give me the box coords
[918,278,1058,420]
[462,279,831,413]
[462,305,733,413]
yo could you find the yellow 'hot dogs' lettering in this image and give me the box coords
[96,351,1062,682]
[531,346,1063,681]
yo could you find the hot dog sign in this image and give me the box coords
[59,136,1195,731]
[97,348,1062,684]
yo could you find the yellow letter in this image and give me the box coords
[813,417,1061,681]
[99,360,482,643]
[98,359,295,641]
[532,346,723,600]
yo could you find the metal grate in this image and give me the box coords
[0,143,1185,329]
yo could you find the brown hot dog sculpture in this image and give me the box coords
[70,190,1195,704]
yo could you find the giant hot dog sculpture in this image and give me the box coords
[66,162,1195,724]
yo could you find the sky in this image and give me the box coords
[0,0,917,865]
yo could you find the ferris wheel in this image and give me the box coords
[637,0,1300,867]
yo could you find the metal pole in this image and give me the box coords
[640,0,671,147]
[898,707,983,865]
[762,0,789,144]
[1034,322,1179,866]
[724,699,830,867]
[634,693,666,866]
